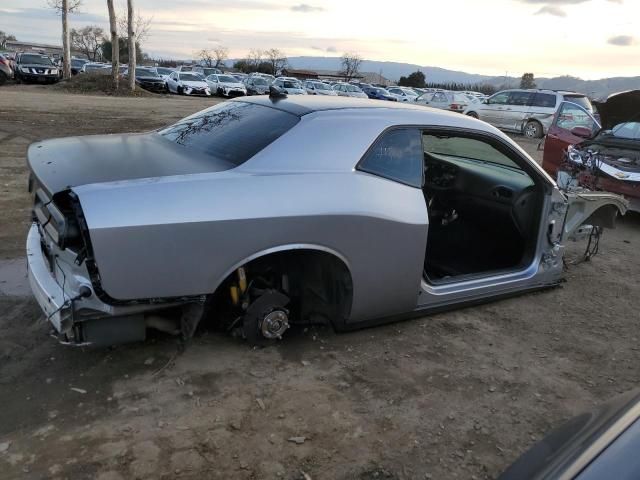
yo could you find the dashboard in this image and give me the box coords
[424,153,535,205]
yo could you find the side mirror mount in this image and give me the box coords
[570,126,592,139]
[269,85,287,100]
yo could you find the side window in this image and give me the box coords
[508,91,533,106]
[423,132,523,170]
[358,128,424,188]
[532,93,557,108]
[555,102,598,132]
[488,92,509,105]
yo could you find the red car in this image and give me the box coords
[542,90,640,212]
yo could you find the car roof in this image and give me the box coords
[230,95,435,117]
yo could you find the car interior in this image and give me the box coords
[421,132,544,283]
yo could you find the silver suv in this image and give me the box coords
[464,89,593,138]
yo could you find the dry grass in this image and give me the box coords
[52,72,158,97]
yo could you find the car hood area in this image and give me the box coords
[594,90,640,131]
[180,80,208,88]
[27,133,233,196]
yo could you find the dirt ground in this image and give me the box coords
[0,85,638,480]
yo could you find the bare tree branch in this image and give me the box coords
[117,10,152,44]
[197,49,215,67]
[70,25,104,61]
[47,0,82,13]
[264,48,287,75]
[340,52,362,82]
[213,46,228,68]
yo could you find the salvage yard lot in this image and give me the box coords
[0,86,638,480]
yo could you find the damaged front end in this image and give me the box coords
[560,143,640,212]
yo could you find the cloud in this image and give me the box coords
[290,4,324,12]
[608,35,636,46]
[520,0,587,3]
[326,45,337,53]
[535,5,567,16]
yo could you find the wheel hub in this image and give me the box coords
[260,309,289,339]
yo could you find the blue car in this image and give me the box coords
[362,86,398,101]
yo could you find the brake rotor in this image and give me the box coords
[260,309,289,339]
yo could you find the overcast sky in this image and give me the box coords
[1,0,638,79]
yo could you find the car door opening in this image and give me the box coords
[421,131,544,283]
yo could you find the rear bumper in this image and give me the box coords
[27,223,176,345]
[27,223,70,333]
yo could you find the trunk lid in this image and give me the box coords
[28,132,234,196]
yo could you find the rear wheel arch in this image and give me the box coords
[210,246,354,330]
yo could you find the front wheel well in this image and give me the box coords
[210,249,354,331]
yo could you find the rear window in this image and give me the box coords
[158,102,300,166]
[358,128,424,187]
[531,93,557,108]
[563,94,593,112]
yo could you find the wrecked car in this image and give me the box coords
[543,90,640,212]
[26,95,627,346]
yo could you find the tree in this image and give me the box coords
[48,0,82,79]
[197,48,215,67]
[399,70,426,88]
[70,26,104,61]
[340,52,362,81]
[264,48,287,75]
[213,46,228,68]
[127,0,136,91]
[520,73,536,89]
[0,31,17,49]
[117,10,152,44]
[101,38,141,64]
[106,0,119,89]
[247,49,263,70]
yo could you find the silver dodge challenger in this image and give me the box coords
[26,94,627,346]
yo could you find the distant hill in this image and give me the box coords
[228,55,640,99]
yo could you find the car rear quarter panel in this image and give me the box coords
[74,171,428,323]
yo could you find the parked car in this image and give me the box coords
[304,80,337,96]
[131,67,167,93]
[70,58,89,75]
[332,82,368,98]
[14,53,59,84]
[154,67,176,82]
[200,67,223,77]
[362,86,398,101]
[387,87,418,102]
[273,77,307,95]
[25,95,625,346]
[232,73,248,82]
[166,71,211,96]
[245,76,270,95]
[205,74,247,97]
[499,389,640,480]
[542,90,640,212]
[464,89,593,139]
[0,53,13,84]
[79,62,110,74]
[249,72,275,84]
[416,91,471,113]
